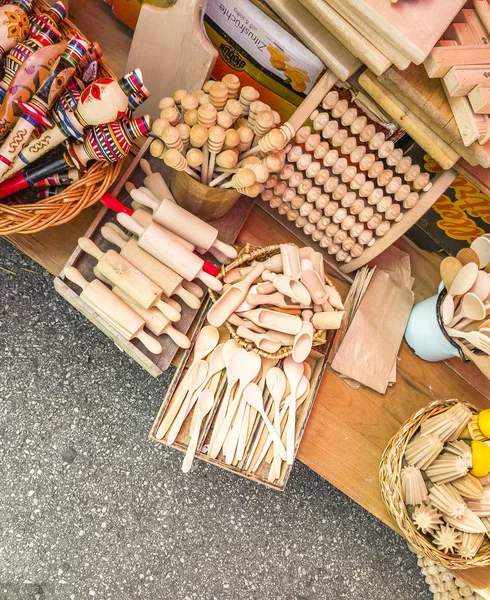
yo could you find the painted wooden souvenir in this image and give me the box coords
[28,0,66,37]
[0,0,32,59]
[0,35,89,178]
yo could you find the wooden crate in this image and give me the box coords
[54,141,255,377]
[149,336,331,491]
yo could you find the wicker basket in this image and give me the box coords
[380,398,490,569]
[0,0,122,236]
[208,243,333,359]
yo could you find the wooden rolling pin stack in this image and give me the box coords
[260,89,454,272]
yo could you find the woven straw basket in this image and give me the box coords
[208,244,331,359]
[380,398,490,569]
[0,0,122,236]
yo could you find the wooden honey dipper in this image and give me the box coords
[176,123,190,151]
[253,110,274,145]
[237,126,254,153]
[172,89,187,106]
[221,167,256,189]
[223,99,242,123]
[197,103,217,127]
[206,125,226,184]
[183,109,198,126]
[149,138,165,159]
[223,128,240,152]
[239,86,260,115]
[187,148,204,170]
[160,106,180,126]
[216,111,233,130]
[181,94,199,112]
[163,149,200,181]
[65,267,162,355]
[222,74,240,99]
[209,81,228,111]
[160,126,184,153]
[78,238,181,322]
[263,150,286,173]
[247,101,266,129]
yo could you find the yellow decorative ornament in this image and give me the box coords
[478,409,490,439]
[471,440,490,477]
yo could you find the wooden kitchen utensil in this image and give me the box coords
[471,236,490,269]
[64,267,162,355]
[448,262,479,297]
[300,259,329,304]
[101,224,201,309]
[116,213,222,291]
[469,271,490,302]
[446,329,490,356]
[139,158,175,203]
[78,237,181,322]
[236,327,282,353]
[292,311,314,363]
[207,263,265,327]
[182,389,215,473]
[130,187,237,259]
[242,309,302,335]
[283,356,305,464]
[440,256,463,292]
[262,270,311,305]
[456,248,480,268]
[243,383,286,460]
[449,293,486,327]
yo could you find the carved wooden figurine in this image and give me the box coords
[0,0,32,59]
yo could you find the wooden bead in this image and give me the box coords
[413,172,431,191]
[310,109,320,121]
[394,184,411,202]
[311,229,324,242]
[324,201,339,217]
[376,196,392,213]
[303,222,317,235]
[384,203,401,220]
[332,207,347,224]
[326,222,340,237]
[377,169,394,187]
[359,206,374,222]
[291,194,305,209]
[222,73,240,99]
[322,90,339,109]
[297,153,312,171]
[264,174,278,189]
[341,165,357,183]
[330,129,349,148]
[287,145,303,163]
[261,189,273,202]
[335,249,350,262]
[342,236,356,251]
[327,243,341,255]
[306,186,322,203]
[324,176,339,193]
[295,216,308,228]
[187,148,204,168]
[358,180,375,198]
[181,94,199,111]
[341,107,358,127]
[190,124,208,148]
[323,149,339,167]
[159,96,176,110]
[299,202,313,217]
[386,147,404,167]
[314,169,330,186]
[283,187,296,202]
[378,140,395,158]
[341,191,356,208]
[332,183,348,200]
[237,126,254,152]
[216,149,238,168]
[295,125,311,143]
[322,120,339,139]
[368,131,386,151]
[350,222,365,238]
[385,176,402,195]
[315,194,329,210]
[331,99,349,119]
[280,164,295,180]
[395,156,412,174]
[308,208,322,223]
[289,171,304,188]
[358,229,373,246]
[340,136,358,155]
[269,195,282,209]
[297,178,313,195]
[359,153,376,172]
[350,145,367,164]
[375,221,391,236]
[197,103,217,127]
[286,209,299,222]
[305,133,321,152]
[359,124,377,143]
[184,109,199,126]
[305,161,321,179]
[317,216,331,230]
[349,173,366,190]
[319,236,332,248]
[273,181,288,196]
[368,161,384,180]
[403,192,420,209]
[349,198,365,215]
[350,243,364,258]
[334,229,348,244]
[366,213,382,230]
[332,157,348,175]
[314,141,330,160]
[313,112,329,131]
[341,215,356,231]
[278,202,290,215]
[350,116,368,135]
[405,164,421,182]
[367,188,383,205]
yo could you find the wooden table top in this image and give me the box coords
[4,0,490,593]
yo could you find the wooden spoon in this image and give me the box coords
[266,367,287,473]
[469,271,490,302]
[283,356,305,465]
[448,262,479,297]
[243,383,286,460]
[441,294,455,326]
[236,326,282,353]
[155,326,219,439]
[262,270,311,305]
[292,310,314,363]
[300,259,329,304]
[456,247,480,268]
[182,389,215,473]
[440,256,463,292]
[167,360,209,445]
[471,236,490,269]
[449,292,486,328]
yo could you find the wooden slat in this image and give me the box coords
[469,85,490,114]
[444,67,490,97]
[425,45,490,78]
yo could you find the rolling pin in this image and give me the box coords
[64,267,162,355]
[129,187,237,260]
[100,224,201,309]
[78,238,181,322]
[111,286,190,348]
[139,158,175,203]
[116,213,223,292]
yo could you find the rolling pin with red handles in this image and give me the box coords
[116,213,223,292]
[78,237,182,322]
[100,224,201,310]
[63,266,162,355]
[129,187,238,261]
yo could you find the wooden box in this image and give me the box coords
[54,141,255,377]
[149,334,331,491]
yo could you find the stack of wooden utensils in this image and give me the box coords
[63,182,244,354]
[260,87,450,271]
[400,401,490,560]
[440,235,490,367]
